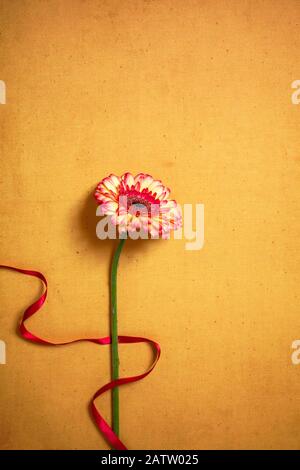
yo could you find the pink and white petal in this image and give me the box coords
[173,212,182,224]
[96,183,110,196]
[157,187,170,201]
[133,217,142,230]
[110,213,118,225]
[149,218,161,231]
[161,199,177,209]
[148,179,163,193]
[170,206,182,223]
[96,183,118,202]
[116,214,127,224]
[95,193,115,204]
[161,218,172,230]
[101,201,118,215]
[161,231,171,239]
[133,173,144,191]
[108,174,121,188]
[138,175,154,191]
[174,219,182,230]
[160,200,178,213]
[118,207,128,217]
[121,172,135,189]
[149,227,160,238]
[102,176,120,195]
[152,184,166,199]
[127,218,140,234]
[134,173,147,184]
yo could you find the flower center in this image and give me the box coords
[127,196,151,215]
[118,192,160,218]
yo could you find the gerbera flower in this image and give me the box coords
[95,172,182,238]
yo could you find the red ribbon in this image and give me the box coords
[0,264,161,450]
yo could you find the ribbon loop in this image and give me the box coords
[0,264,161,450]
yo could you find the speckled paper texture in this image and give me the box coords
[1,0,300,450]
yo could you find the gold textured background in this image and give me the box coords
[1,0,300,450]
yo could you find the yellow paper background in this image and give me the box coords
[1,0,300,450]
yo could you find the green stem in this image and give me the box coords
[110,238,126,437]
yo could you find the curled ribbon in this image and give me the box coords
[0,264,161,450]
